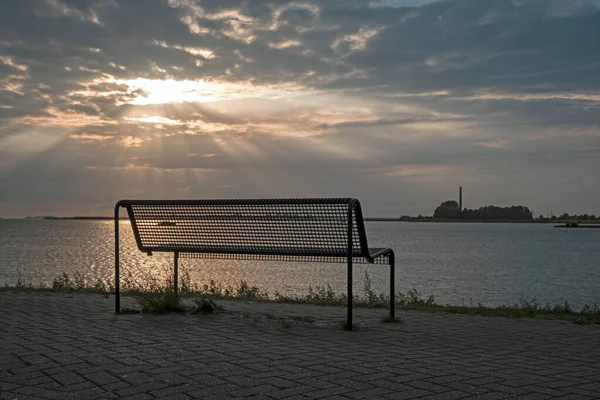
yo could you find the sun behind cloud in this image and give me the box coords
[112,78,308,105]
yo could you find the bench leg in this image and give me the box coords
[347,257,353,330]
[174,251,179,295]
[115,205,120,314]
[390,252,395,320]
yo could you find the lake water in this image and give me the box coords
[1,219,599,309]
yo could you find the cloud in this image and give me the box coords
[1,0,600,216]
[318,116,473,129]
[268,39,303,49]
[383,164,466,179]
[34,0,105,26]
[332,26,383,53]
[68,133,111,142]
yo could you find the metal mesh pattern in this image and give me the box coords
[118,198,391,264]
[120,198,375,257]
[180,252,390,264]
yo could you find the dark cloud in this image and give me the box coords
[318,116,474,129]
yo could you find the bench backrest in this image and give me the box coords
[117,198,370,260]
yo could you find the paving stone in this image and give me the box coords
[51,371,85,386]
[345,387,393,398]
[72,385,113,397]
[119,394,155,400]
[56,380,96,392]
[407,380,457,393]
[101,380,130,391]
[265,385,317,399]
[484,382,532,395]
[186,383,240,398]
[419,390,473,400]
[114,381,171,397]
[444,381,492,394]
[1,371,46,384]
[383,388,433,399]
[1,292,600,400]
[119,371,155,385]
[84,370,121,386]
[465,393,511,400]
[516,393,553,400]
[333,378,373,391]
[224,374,262,387]
[160,394,191,400]
[264,377,299,389]
[524,385,569,397]
[304,386,354,399]
[227,384,279,398]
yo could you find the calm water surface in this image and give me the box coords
[1,219,599,308]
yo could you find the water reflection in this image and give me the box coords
[1,219,600,309]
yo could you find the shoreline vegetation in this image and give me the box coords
[365,217,600,224]
[3,271,600,325]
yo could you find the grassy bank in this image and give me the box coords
[3,271,600,324]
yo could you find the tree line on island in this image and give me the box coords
[426,201,597,222]
[433,201,533,221]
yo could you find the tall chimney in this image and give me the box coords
[459,186,463,212]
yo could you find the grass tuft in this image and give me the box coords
[190,297,223,314]
[3,269,600,324]
[134,288,182,313]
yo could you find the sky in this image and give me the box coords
[1,0,599,218]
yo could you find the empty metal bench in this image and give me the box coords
[114,198,395,328]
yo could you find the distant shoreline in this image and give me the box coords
[1,217,598,225]
[364,218,600,224]
[39,217,116,220]
[1,217,119,220]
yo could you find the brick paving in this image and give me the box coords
[1,292,599,399]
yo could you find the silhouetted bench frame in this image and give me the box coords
[114,198,395,328]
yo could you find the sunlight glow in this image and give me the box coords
[383,164,464,178]
[114,78,308,105]
[121,114,233,134]
[123,116,180,125]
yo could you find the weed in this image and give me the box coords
[362,270,377,304]
[190,297,222,314]
[396,288,436,308]
[6,271,46,291]
[235,280,269,300]
[135,289,182,313]
[51,273,73,291]
[303,284,347,306]
[49,272,109,294]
